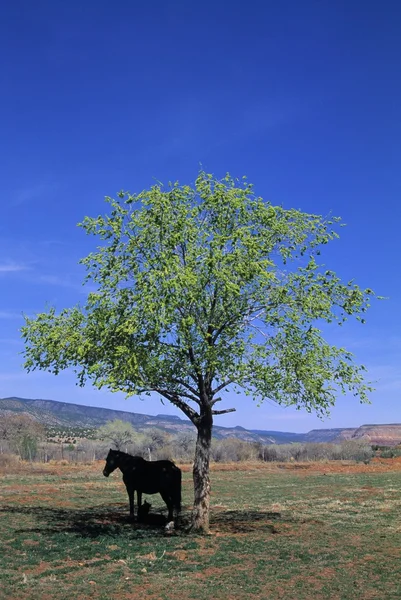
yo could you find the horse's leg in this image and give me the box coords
[160,491,174,522]
[170,473,182,517]
[127,486,135,520]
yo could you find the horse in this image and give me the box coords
[102,449,182,522]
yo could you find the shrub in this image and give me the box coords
[0,453,20,470]
[257,440,373,463]
[381,447,401,459]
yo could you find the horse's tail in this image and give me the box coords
[172,466,182,514]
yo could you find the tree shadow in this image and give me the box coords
[0,504,171,539]
[0,504,293,537]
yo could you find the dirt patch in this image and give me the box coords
[283,459,401,475]
[2,457,401,479]
[23,539,40,546]
[194,459,401,475]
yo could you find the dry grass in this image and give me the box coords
[1,459,401,599]
[3,455,401,476]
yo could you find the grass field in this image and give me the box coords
[1,459,400,600]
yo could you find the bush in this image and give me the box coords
[381,447,401,459]
[211,438,260,462]
[0,453,20,469]
[336,440,373,462]
[257,440,373,463]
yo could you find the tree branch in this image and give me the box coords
[206,283,219,344]
[172,378,200,400]
[212,379,233,395]
[175,304,206,395]
[212,408,236,415]
[155,388,200,425]
[249,323,269,338]
[173,390,201,404]
[211,302,269,344]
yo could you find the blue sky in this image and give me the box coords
[1,1,400,433]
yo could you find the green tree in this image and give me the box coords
[96,419,136,451]
[21,171,376,532]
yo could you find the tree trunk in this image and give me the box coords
[191,411,213,533]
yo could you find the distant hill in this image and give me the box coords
[1,397,401,446]
[303,428,358,443]
[0,396,302,443]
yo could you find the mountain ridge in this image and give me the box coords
[1,396,401,446]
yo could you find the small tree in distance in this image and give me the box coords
[21,171,376,532]
[96,419,135,451]
[0,414,45,460]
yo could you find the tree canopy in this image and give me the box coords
[96,419,136,451]
[21,171,376,531]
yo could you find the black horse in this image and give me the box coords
[103,449,182,522]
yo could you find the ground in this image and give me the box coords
[0,458,400,599]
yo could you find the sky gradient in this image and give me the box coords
[1,1,400,432]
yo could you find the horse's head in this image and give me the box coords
[103,449,120,477]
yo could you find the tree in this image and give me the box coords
[21,171,376,532]
[174,432,197,461]
[143,428,170,460]
[96,419,136,451]
[0,414,45,460]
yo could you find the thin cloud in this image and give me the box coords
[0,261,28,274]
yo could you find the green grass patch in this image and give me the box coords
[0,465,400,599]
